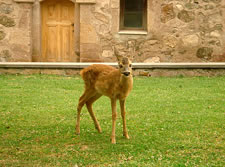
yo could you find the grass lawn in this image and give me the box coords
[0,74,224,166]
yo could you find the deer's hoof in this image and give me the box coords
[95,126,102,133]
[111,137,116,144]
[126,135,130,139]
[75,128,80,135]
[123,133,130,139]
[111,140,116,144]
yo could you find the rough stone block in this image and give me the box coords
[0,3,13,14]
[81,51,100,59]
[196,47,213,60]
[144,57,160,63]
[40,69,65,75]
[161,4,176,23]
[80,57,102,62]
[111,0,119,9]
[80,4,94,24]
[0,15,16,27]
[80,23,98,43]
[0,50,11,62]
[0,30,6,40]
[111,8,119,33]
[65,69,80,75]
[10,44,31,62]
[177,10,195,23]
[80,43,101,53]
[19,10,30,29]
[9,30,31,47]
[94,12,109,24]
[80,43,101,62]
[102,50,113,58]
[182,34,199,47]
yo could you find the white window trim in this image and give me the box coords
[118,30,148,35]
[14,0,35,2]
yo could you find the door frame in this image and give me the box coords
[32,0,80,62]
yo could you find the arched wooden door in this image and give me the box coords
[41,0,75,62]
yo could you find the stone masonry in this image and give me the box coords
[84,0,225,63]
[0,0,225,63]
[0,0,32,62]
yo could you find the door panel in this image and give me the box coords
[47,26,58,61]
[42,0,75,62]
[62,26,71,61]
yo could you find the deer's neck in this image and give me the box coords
[120,74,133,92]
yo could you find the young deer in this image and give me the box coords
[76,49,133,144]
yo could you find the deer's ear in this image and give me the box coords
[129,47,136,61]
[129,55,134,62]
[113,46,122,62]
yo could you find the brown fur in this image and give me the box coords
[76,58,133,144]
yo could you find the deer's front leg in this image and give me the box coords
[111,98,117,144]
[120,99,130,139]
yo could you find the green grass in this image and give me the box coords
[0,74,224,166]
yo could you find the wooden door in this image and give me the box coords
[41,0,75,62]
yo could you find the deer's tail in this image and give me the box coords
[80,67,97,88]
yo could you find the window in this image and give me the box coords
[120,0,147,30]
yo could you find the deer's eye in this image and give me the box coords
[119,64,123,68]
[129,64,132,67]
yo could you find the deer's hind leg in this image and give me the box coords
[86,93,102,133]
[76,89,96,135]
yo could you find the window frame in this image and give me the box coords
[120,0,147,31]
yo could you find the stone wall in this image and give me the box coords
[0,0,224,63]
[80,0,225,63]
[0,0,32,62]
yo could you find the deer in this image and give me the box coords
[75,47,134,144]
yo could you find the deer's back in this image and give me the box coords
[81,64,119,89]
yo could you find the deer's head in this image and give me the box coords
[118,57,132,77]
[113,47,133,77]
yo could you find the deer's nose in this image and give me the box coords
[123,72,130,76]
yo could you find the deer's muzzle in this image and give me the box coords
[123,72,131,76]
